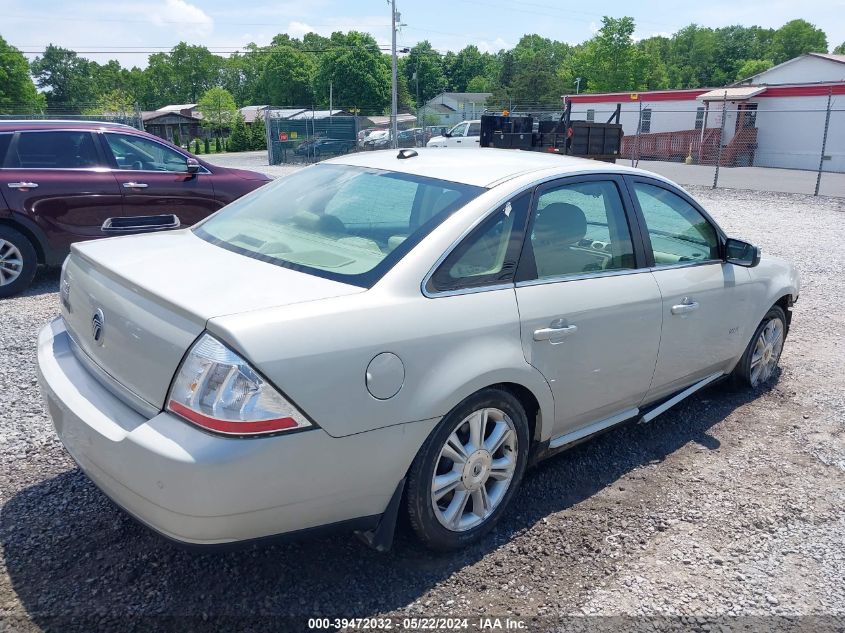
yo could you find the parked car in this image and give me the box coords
[357,127,387,147]
[398,128,425,148]
[427,120,482,148]
[0,120,271,297]
[38,149,798,551]
[363,130,391,150]
[424,126,450,141]
[294,136,356,157]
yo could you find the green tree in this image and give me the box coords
[508,35,570,106]
[249,120,267,150]
[833,42,845,54]
[0,36,45,113]
[88,88,135,116]
[404,41,446,105]
[313,32,390,114]
[260,46,314,105]
[446,45,490,92]
[30,44,97,108]
[143,43,223,106]
[666,24,719,88]
[222,44,265,106]
[579,17,649,93]
[735,59,774,81]
[197,87,237,139]
[770,19,827,64]
[228,112,250,151]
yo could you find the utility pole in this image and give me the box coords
[390,0,399,148]
[575,77,582,94]
[414,71,420,128]
[329,81,333,117]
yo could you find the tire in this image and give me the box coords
[0,226,38,298]
[730,305,787,389]
[406,388,530,551]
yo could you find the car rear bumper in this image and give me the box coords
[37,317,436,545]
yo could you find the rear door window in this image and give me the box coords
[104,133,188,172]
[467,122,481,136]
[8,131,102,169]
[0,134,12,166]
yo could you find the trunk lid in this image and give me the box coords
[61,229,362,410]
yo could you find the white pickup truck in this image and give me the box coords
[426,120,481,148]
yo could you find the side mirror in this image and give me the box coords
[443,131,452,137]
[186,157,201,174]
[725,238,760,267]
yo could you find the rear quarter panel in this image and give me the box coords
[207,287,554,440]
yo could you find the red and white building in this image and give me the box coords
[564,53,845,171]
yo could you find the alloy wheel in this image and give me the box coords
[750,316,785,386]
[431,407,518,532]
[0,239,24,287]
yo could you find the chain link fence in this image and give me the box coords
[263,107,435,165]
[569,97,844,198]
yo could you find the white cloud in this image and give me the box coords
[287,21,316,39]
[477,38,510,53]
[150,0,213,38]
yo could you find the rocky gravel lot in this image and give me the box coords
[1,178,843,632]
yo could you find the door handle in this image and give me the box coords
[671,299,700,315]
[7,182,38,189]
[534,323,578,342]
[122,182,148,188]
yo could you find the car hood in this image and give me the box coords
[223,166,272,181]
[61,229,362,409]
[427,135,447,146]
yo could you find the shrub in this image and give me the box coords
[204,137,211,154]
[228,113,250,152]
[249,121,267,151]
[172,130,181,147]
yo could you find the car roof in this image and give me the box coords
[0,120,138,132]
[326,147,649,188]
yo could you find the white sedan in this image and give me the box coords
[37,148,798,551]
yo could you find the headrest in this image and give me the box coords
[533,202,587,244]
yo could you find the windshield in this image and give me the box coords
[449,123,467,137]
[195,164,485,287]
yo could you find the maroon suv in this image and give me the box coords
[0,120,271,297]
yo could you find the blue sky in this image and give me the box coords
[4,0,844,66]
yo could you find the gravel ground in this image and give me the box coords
[1,179,843,632]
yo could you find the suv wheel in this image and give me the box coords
[406,388,529,551]
[731,305,787,388]
[0,226,38,298]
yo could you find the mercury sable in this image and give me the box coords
[37,148,798,551]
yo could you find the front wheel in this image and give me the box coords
[406,388,530,551]
[731,306,787,388]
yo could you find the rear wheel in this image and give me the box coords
[406,388,529,551]
[731,306,787,388]
[0,226,38,298]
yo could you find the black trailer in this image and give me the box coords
[479,102,623,163]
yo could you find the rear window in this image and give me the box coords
[195,164,484,287]
[7,131,102,169]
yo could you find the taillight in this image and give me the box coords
[167,333,311,436]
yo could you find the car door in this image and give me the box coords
[626,177,755,401]
[0,129,123,258]
[465,121,481,147]
[101,131,220,227]
[514,176,663,440]
[445,122,468,147]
